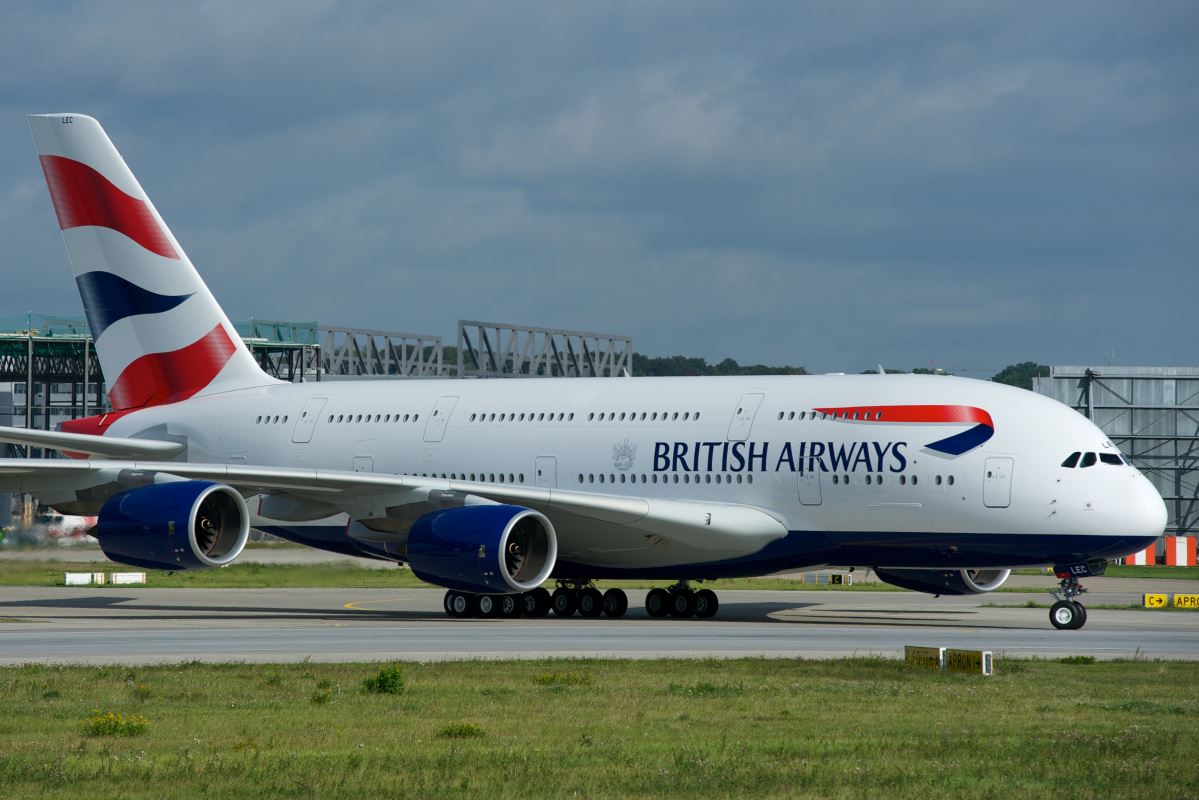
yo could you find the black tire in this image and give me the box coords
[669,589,695,618]
[551,587,577,617]
[443,590,455,616]
[694,588,719,618]
[602,588,629,618]
[447,591,476,619]
[1049,600,1079,630]
[499,594,522,618]
[522,587,551,618]
[645,588,669,618]
[478,595,499,617]
[578,588,604,618]
[1070,602,1087,630]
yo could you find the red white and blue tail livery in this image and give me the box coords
[29,114,272,413]
[0,114,1168,630]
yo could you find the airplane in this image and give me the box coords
[0,113,1166,631]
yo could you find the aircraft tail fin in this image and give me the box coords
[28,113,274,411]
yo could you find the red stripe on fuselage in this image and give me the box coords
[39,155,179,259]
[814,404,993,427]
[107,324,236,411]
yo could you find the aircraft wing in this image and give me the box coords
[0,426,185,459]
[0,458,788,556]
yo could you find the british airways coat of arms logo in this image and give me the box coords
[612,439,637,471]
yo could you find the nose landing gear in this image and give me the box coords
[1047,560,1105,630]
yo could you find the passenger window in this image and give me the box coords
[935,475,942,486]
[1099,453,1123,465]
[1061,452,1081,468]
[1080,452,1097,468]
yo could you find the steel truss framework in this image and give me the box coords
[321,326,442,378]
[0,333,318,428]
[457,320,632,378]
[1034,366,1198,537]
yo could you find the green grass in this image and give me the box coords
[0,658,1195,799]
[1101,564,1199,580]
[1013,565,1199,580]
[0,558,895,591]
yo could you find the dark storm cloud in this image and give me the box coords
[1,1,1195,374]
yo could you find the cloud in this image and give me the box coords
[0,1,1195,374]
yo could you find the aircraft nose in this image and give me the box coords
[1133,474,1168,538]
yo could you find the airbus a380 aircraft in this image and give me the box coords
[0,114,1166,630]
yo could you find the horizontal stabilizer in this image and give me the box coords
[0,426,184,459]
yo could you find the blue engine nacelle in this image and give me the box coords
[96,481,250,571]
[407,504,557,594]
[874,567,1011,595]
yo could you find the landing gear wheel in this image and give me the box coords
[577,588,604,618]
[443,590,454,616]
[602,588,629,618]
[693,589,719,618]
[521,587,551,618]
[446,591,476,619]
[499,594,522,618]
[669,590,696,618]
[1050,600,1084,630]
[551,587,578,617]
[477,595,500,617]
[1071,602,1087,629]
[645,588,670,618]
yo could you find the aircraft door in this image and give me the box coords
[727,393,765,441]
[423,396,459,443]
[291,397,327,444]
[983,457,1013,508]
[535,456,557,488]
[799,470,822,506]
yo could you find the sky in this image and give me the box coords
[1,1,1195,376]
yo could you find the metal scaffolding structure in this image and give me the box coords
[457,320,632,378]
[0,314,632,435]
[320,325,443,377]
[1033,366,1198,537]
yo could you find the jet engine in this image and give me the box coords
[873,567,1011,596]
[407,504,557,594]
[96,481,249,571]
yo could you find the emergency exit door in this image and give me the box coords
[423,396,459,443]
[983,457,1013,508]
[727,393,765,441]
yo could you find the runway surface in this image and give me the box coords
[2,584,1197,664]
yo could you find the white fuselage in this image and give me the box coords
[96,372,1166,576]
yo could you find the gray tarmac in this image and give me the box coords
[1,582,1196,665]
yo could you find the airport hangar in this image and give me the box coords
[0,313,1194,553]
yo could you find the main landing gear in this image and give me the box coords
[441,581,722,619]
[644,582,719,619]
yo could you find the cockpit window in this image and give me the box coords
[1099,453,1124,465]
[1080,452,1097,468]
[1061,452,1081,468]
